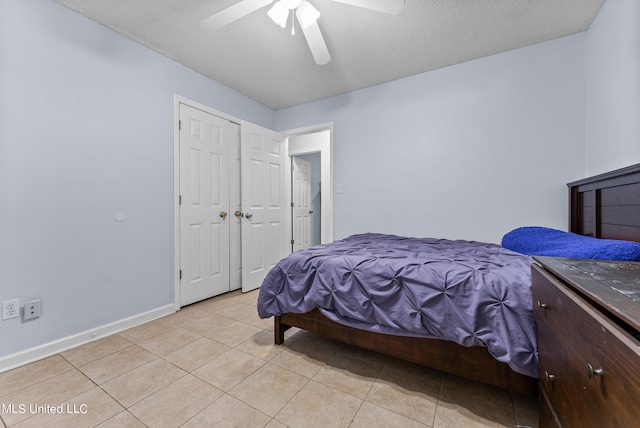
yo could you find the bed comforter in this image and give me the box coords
[257,233,538,377]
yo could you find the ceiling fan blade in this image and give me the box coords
[199,0,274,32]
[330,0,404,15]
[298,19,331,65]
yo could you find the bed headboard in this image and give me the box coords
[568,163,640,242]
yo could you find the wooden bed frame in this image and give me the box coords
[568,162,640,240]
[273,163,640,396]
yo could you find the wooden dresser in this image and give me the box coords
[532,256,640,427]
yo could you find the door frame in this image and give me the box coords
[285,123,334,245]
[173,95,242,310]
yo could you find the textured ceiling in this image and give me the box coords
[54,0,605,110]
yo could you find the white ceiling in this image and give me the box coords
[54,0,605,110]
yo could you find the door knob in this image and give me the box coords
[244,212,253,219]
[219,211,228,219]
[234,211,243,217]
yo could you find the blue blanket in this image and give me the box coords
[502,226,640,261]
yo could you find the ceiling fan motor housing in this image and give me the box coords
[281,0,302,9]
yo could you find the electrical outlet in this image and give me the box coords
[2,299,20,320]
[24,299,41,320]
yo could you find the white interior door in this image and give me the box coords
[179,104,238,305]
[240,121,287,292]
[292,157,312,252]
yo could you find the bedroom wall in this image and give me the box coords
[585,0,640,176]
[0,0,274,362]
[275,35,587,244]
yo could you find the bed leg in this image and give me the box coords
[274,316,289,344]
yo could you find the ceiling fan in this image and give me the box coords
[199,0,405,65]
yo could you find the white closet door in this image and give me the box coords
[292,156,312,252]
[179,104,237,305]
[240,121,288,292]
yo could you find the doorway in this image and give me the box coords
[173,96,332,308]
[287,125,333,246]
[173,96,288,308]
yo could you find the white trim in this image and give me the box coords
[285,122,334,244]
[173,95,181,311]
[0,304,175,374]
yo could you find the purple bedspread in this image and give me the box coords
[257,233,538,377]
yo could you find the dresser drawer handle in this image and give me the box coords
[586,363,604,380]
[537,301,550,309]
[544,371,555,384]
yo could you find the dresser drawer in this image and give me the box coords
[532,264,640,427]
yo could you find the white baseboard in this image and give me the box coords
[0,304,175,373]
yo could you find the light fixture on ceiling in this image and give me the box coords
[267,0,320,36]
[199,0,405,66]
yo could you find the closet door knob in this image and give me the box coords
[219,211,228,219]
[244,212,253,219]
[234,211,243,217]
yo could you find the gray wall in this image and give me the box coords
[586,0,640,175]
[0,0,274,359]
[276,35,587,243]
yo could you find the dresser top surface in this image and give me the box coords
[534,256,640,331]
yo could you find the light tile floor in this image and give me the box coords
[0,290,538,427]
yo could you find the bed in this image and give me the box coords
[256,162,640,395]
